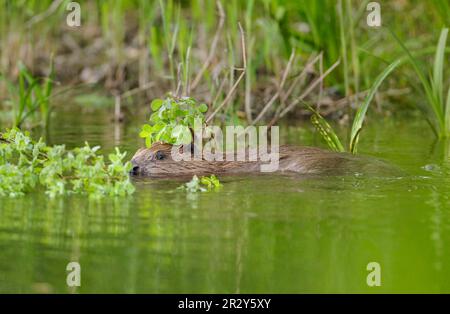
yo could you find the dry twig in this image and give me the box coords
[191,0,225,90]
[206,22,247,124]
[250,49,296,125]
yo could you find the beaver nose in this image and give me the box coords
[131,166,140,175]
[130,160,140,175]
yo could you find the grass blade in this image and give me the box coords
[433,28,448,107]
[390,29,445,132]
[304,102,345,152]
[446,87,450,136]
[349,59,401,153]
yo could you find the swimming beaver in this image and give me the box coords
[130,142,398,177]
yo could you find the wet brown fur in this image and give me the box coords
[130,142,396,177]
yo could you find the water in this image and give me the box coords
[1,105,450,293]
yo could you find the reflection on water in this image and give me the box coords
[0,106,449,293]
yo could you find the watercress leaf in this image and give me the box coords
[108,154,119,163]
[145,136,152,148]
[150,99,163,111]
[198,103,208,113]
[210,175,220,187]
[142,124,153,133]
[200,176,211,186]
[155,125,167,142]
[149,112,159,123]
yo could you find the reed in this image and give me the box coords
[1,61,54,128]
[392,28,450,138]
[0,0,447,128]
[306,59,401,153]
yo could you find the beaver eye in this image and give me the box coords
[155,151,165,160]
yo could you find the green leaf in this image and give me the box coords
[108,154,119,163]
[0,130,135,198]
[145,136,152,148]
[150,99,164,111]
[142,124,152,133]
[142,96,208,147]
[349,59,401,154]
[391,29,445,134]
[304,103,345,153]
[200,176,211,186]
[432,28,448,108]
[208,175,221,188]
[178,175,222,193]
[198,103,208,113]
[139,124,153,138]
[446,87,450,136]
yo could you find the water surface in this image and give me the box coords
[1,106,449,293]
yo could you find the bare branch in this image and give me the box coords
[277,59,341,120]
[26,0,64,28]
[250,49,296,125]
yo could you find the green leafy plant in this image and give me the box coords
[349,59,402,153]
[139,96,208,147]
[178,175,222,193]
[0,129,135,198]
[306,103,345,152]
[391,28,450,138]
[1,61,54,128]
[307,59,401,153]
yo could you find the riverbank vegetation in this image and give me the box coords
[0,0,449,175]
[0,129,135,197]
[0,1,448,127]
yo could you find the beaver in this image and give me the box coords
[130,142,399,177]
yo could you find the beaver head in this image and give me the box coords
[130,142,222,176]
[130,142,176,176]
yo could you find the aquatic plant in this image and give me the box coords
[308,59,401,153]
[391,28,450,138]
[139,96,208,147]
[0,129,135,198]
[178,175,222,193]
[0,61,54,128]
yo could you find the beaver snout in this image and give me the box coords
[130,160,140,175]
[130,166,140,175]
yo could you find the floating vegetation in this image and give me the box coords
[178,175,222,193]
[0,129,135,198]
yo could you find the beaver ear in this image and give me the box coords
[178,143,195,156]
[132,147,146,159]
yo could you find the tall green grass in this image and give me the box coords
[307,59,401,153]
[1,61,54,128]
[392,28,450,138]
[0,0,448,130]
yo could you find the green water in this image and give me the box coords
[1,106,450,293]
